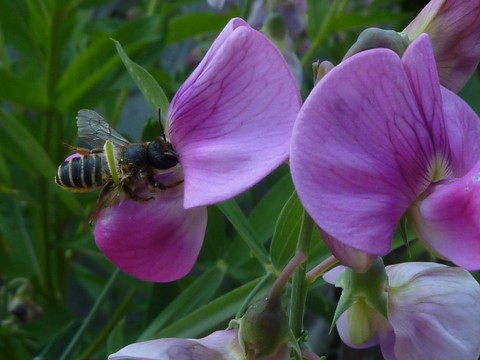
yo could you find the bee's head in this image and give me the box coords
[147,139,178,170]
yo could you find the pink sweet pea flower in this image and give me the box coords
[290,34,480,270]
[404,0,480,93]
[95,18,301,282]
[108,329,290,360]
[324,263,480,360]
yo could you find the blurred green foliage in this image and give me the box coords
[0,0,477,359]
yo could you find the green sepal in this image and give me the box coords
[330,257,389,333]
[104,140,119,184]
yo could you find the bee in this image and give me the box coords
[55,109,181,221]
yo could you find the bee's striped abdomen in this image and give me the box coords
[55,154,105,191]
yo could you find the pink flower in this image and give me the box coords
[404,0,480,92]
[95,18,301,282]
[108,329,290,360]
[325,263,480,360]
[290,34,480,270]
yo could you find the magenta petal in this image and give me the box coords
[291,46,435,256]
[401,35,449,163]
[441,86,480,175]
[94,189,207,282]
[321,231,376,272]
[174,18,248,98]
[414,162,480,270]
[168,22,300,208]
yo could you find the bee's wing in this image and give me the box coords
[76,109,130,149]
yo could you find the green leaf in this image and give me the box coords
[0,109,83,214]
[0,70,48,110]
[107,319,125,355]
[0,196,41,279]
[166,12,233,43]
[113,38,170,125]
[329,12,413,32]
[138,267,225,341]
[155,277,272,339]
[217,199,271,265]
[56,16,162,111]
[270,191,304,269]
[248,173,294,243]
[460,74,480,115]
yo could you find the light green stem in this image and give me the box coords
[306,255,338,284]
[301,0,342,68]
[288,211,314,339]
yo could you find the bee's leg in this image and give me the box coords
[62,143,94,155]
[148,175,184,190]
[63,143,104,155]
[123,184,154,202]
[88,180,117,224]
[120,172,155,202]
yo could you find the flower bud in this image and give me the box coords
[237,295,290,359]
[403,0,480,92]
[344,28,409,59]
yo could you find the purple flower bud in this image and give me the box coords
[404,0,480,92]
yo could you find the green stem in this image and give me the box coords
[305,255,338,284]
[301,0,342,68]
[0,24,10,72]
[58,269,121,360]
[289,211,314,339]
[241,0,254,19]
[268,252,306,300]
[147,0,159,16]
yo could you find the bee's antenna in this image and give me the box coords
[158,108,166,141]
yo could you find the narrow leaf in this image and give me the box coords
[0,196,41,278]
[113,39,170,126]
[0,109,83,214]
[166,13,233,43]
[155,277,272,338]
[0,70,48,110]
[138,267,225,341]
[217,199,270,265]
[270,191,304,269]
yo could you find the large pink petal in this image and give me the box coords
[291,41,439,256]
[441,86,480,176]
[168,23,300,208]
[411,162,480,270]
[172,18,248,103]
[94,186,207,282]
